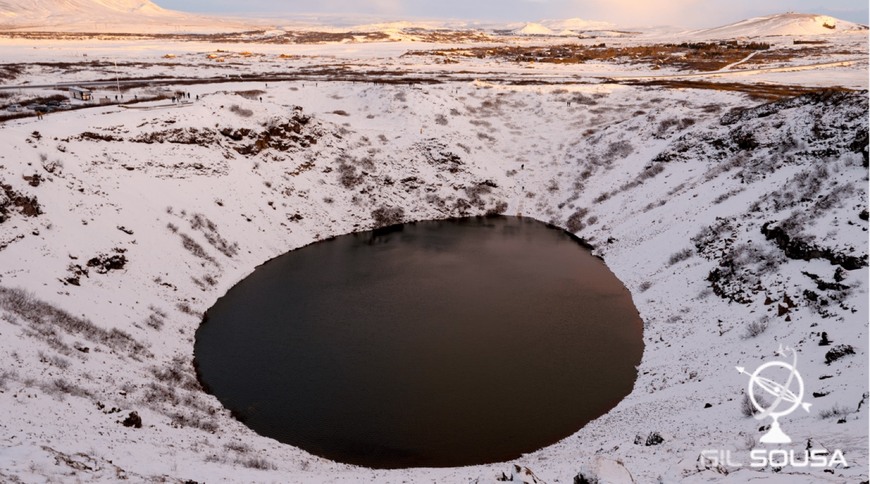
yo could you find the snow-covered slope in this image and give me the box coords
[0,0,170,17]
[0,0,255,33]
[690,13,869,39]
[0,74,866,483]
[513,22,556,36]
[539,17,615,32]
[511,18,618,36]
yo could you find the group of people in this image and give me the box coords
[171,92,193,103]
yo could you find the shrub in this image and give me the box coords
[818,404,850,420]
[40,351,71,369]
[477,132,496,143]
[228,104,253,118]
[743,317,768,338]
[176,302,198,316]
[169,412,217,432]
[371,206,404,228]
[233,89,265,100]
[656,118,680,137]
[487,201,509,216]
[592,192,611,203]
[337,163,362,189]
[178,233,217,265]
[569,93,597,106]
[190,213,239,258]
[667,248,694,266]
[0,370,16,391]
[144,306,167,331]
[741,393,770,417]
[605,140,634,159]
[150,356,200,392]
[566,208,589,233]
[741,394,756,417]
[44,378,91,400]
[0,287,146,357]
[224,442,252,454]
[239,457,276,470]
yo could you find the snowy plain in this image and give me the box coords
[0,5,867,483]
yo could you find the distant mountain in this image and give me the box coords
[510,18,616,36]
[0,0,255,33]
[538,17,615,32]
[0,0,169,16]
[689,13,869,39]
[512,22,555,36]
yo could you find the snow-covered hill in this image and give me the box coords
[539,17,615,32]
[0,0,255,33]
[1,1,866,42]
[513,22,556,36]
[0,0,170,17]
[510,18,620,37]
[689,13,869,39]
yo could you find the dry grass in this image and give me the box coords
[410,41,780,72]
[625,80,856,101]
[0,286,147,357]
[228,104,253,117]
[818,404,850,420]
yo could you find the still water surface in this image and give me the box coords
[195,216,643,468]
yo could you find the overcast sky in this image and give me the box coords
[157,0,868,27]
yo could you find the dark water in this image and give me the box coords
[194,216,643,469]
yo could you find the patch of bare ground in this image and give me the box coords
[406,41,811,71]
[403,29,498,43]
[622,80,857,101]
[0,29,393,44]
[0,28,499,44]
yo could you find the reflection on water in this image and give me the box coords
[195,216,644,469]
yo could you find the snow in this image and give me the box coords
[687,13,869,39]
[513,23,556,36]
[0,0,259,33]
[538,17,616,32]
[0,5,867,484]
[511,18,620,36]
